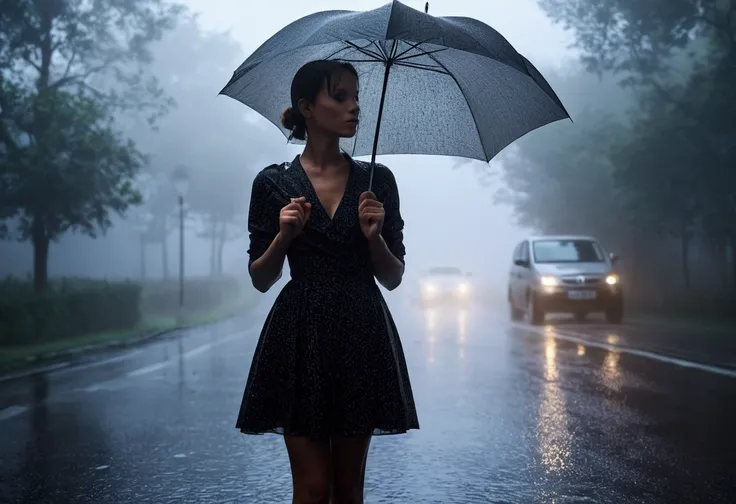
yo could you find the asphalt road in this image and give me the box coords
[1,297,735,504]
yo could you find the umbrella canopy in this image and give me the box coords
[220,0,569,179]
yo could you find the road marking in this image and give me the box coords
[57,349,145,375]
[81,331,249,391]
[516,323,736,379]
[0,329,256,422]
[0,405,29,421]
[0,362,71,384]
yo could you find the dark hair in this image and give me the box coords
[280,60,358,141]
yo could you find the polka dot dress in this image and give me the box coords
[236,155,420,437]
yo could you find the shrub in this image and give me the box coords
[0,277,141,346]
[0,275,247,347]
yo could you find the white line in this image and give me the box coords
[103,331,248,381]
[0,405,29,421]
[0,330,256,420]
[516,323,736,379]
[57,349,145,375]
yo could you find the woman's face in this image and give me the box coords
[303,70,360,139]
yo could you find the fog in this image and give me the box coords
[1,0,571,297]
[4,0,731,315]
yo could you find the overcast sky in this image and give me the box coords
[175,0,576,288]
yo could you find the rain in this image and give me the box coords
[1,0,735,503]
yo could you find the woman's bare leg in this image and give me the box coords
[284,435,332,504]
[330,435,372,504]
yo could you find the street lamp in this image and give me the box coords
[171,165,190,325]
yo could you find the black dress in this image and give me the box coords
[236,154,420,437]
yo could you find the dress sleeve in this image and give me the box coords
[247,169,281,266]
[380,166,406,265]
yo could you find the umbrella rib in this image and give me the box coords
[372,40,389,60]
[338,58,389,63]
[393,39,430,60]
[423,51,490,161]
[396,47,448,62]
[394,60,450,75]
[344,40,386,61]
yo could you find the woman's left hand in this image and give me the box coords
[358,191,384,241]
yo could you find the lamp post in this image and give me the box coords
[171,165,190,325]
[131,212,153,280]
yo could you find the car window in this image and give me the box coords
[532,239,604,263]
[520,241,530,261]
[427,267,462,276]
[512,243,521,262]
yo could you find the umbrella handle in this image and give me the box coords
[368,42,396,192]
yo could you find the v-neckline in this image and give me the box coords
[297,154,354,222]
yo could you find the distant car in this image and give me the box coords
[418,266,473,307]
[507,235,623,325]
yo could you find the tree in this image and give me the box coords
[538,0,736,293]
[0,0,181,292]
[121,14,290,277]
[188,163,251,276]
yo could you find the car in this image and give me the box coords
[418,266,473,308]
[507,235,623,325]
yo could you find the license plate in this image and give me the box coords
[568,290,596,300]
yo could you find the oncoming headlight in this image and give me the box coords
[422,283,438,293]
[540,276,558,287]
[456,282,470,295]
[605,274,618,285]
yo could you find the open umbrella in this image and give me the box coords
[220,0,570,190]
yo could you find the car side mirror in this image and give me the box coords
[514,259,530,268]
[609,252,619,263]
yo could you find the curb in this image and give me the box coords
[0,311,247,383]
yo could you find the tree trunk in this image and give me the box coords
[729,233,736,294]
[217,223,226,276]
[139,235,146,280]
[681,231,691,290]
[209,218,217,277]
[161,235,169,280]
[32,217,50,294]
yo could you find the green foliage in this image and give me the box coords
[496,1,736,304]
[0,275,247,346]
[0,0,182,289]
[0,277,142,345]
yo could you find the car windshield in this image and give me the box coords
[427,267,462,276]
[532,239,604,263]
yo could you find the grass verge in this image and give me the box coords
[0,297,257,374]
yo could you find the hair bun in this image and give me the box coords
[280,107,296,130]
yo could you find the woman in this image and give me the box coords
[236,59,419,504]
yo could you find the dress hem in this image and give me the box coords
[236,425,420,437]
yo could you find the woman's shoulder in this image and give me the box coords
[252,158,299,187]
[250,158,301,206]
[352,160,398,195]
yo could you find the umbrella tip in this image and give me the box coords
[425,2,429,13]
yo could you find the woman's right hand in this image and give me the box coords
[279,197,311,241]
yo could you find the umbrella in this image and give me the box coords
[220,0,570,190]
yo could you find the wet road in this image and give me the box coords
[1,298,735,503]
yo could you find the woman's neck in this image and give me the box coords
[301,134,344,171]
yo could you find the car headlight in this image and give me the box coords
[422,283,438,293]
[539,276,558,287]
[605,274,618,285]
[456,282,470,294]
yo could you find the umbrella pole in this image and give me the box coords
[368,59,393,192]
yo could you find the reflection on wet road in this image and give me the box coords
[1,301,734,503]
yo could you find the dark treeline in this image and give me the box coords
[499,0,736,316]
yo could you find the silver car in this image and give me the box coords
[507,235,623,325]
